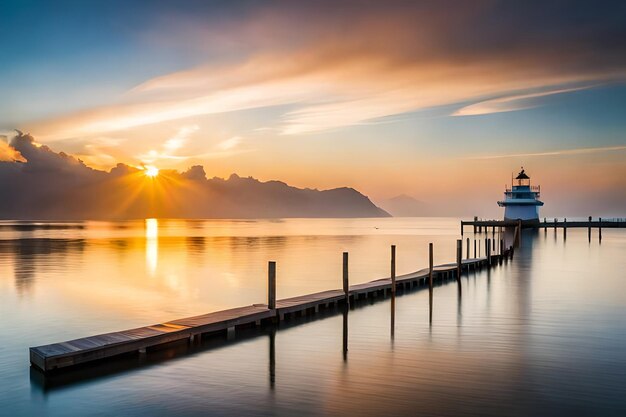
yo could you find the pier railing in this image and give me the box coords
[462,216,624,244]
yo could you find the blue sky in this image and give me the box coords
[1,0,625,215]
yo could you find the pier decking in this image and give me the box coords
[30,243,507,373]
[462,217,625,231]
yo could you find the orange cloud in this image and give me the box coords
[0,139,27,163]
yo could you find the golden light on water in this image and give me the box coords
[145,218,158,275]
[144,165,159,178]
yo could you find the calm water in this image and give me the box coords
[0,218,625,417]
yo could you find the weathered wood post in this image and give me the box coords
[461,221,463,236]
[343,252,349,306]
[474,239,477,258]
[500,238,504,264]
[456,239,462,281]
[599,217,602,241]
[466,237,470,259]
[544,217,547,235]
[554,218,557,230]
[473,216,477,233]
[588,216,592,241]
[487,239,491,265]
[428,243,433,324]
[268,261,276,310]
[564,218,567,240]
[391,245,396,296]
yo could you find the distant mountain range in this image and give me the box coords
[0,132,389,220]
[378,194,433,217]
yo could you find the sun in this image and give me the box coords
[144,165,159,178]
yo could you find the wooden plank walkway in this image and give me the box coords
[30,305,274,372]
[276,290,345,319]
[30,250,504,373]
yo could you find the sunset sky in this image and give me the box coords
[1,0,625,216]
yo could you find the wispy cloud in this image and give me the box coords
[22,1,626,140]
[217,136,241,151]
[452,85,596,117]
[136,125,199,164]
[164,125,199,151]
[465,145,626,160]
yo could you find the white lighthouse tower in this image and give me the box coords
[497,168,543,224]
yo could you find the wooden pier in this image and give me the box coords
[31,240,512,373]
[462,216,625,234]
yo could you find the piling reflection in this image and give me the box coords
[390,293,395,342]
[269,327,276,389]
[342,306,349,362]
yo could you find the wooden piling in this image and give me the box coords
[487,239,491,265]
[474,239,477,258]
[599,217,602,241]
[343,252,349,306]
[466,237,470,259]
[391,245,396,296]
[588,216,592,241]
[268,261,276,310]
[473,216,477,233]
[428,243,433,325]
[456,239,462,281]
[564,218,567,239]
[428,243,433,290]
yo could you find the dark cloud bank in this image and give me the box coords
[0,133,389,220]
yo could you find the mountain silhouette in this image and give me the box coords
[0,132,389,220]
[378,194,432,217]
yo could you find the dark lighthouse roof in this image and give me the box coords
[515,168,530,180]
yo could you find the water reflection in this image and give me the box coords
[269,328,276,389]
[342,305,350,362]
[390,294,395,342]
[145,218,158,276]
[3,219,624,417]
[0,238,86,296]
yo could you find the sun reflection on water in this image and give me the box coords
[145,218,158,276]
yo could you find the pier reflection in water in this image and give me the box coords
[1,218,625,416]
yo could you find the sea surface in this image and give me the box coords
[0,218,624,417]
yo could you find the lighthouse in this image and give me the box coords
[497,168,544,224]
